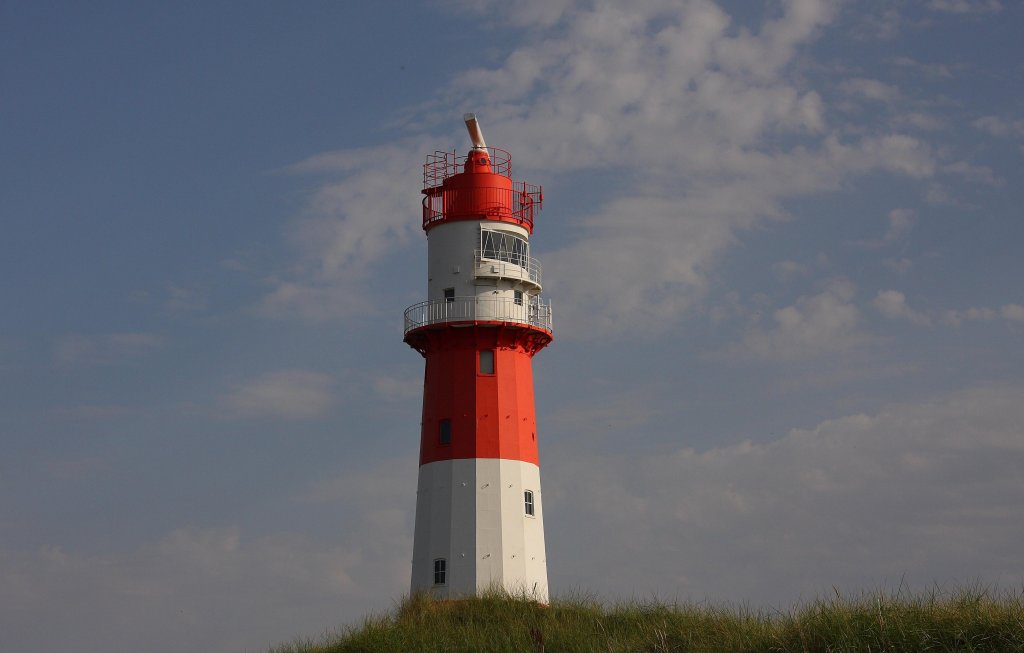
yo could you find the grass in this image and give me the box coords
[272,587,1024,652]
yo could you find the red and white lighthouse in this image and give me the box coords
[404,114,552,601]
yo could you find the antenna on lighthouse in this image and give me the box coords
[463,112,487,150]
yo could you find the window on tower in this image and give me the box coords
[479,350,495,374]
[438,419,451,445]
[443,287,455,303]
[434,558,447,585]
[514,290,523,306]
[480,228,529,268]
[524,490,535,516]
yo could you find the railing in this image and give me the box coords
[404,296,553,335]
[474,251,542,286]
[422,182,542,231]
[424,147,513,187]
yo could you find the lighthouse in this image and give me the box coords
[403,114,552,601]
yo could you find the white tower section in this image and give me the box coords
[412,459,549,600]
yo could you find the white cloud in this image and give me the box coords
[894,112,946,131]
[890,57,956,80]
[546,383,1024,603]
[942,161,1003,186]
[163,283,207,313]
[0,527,389,653]
[883,257,913,274]
[53,333,164,366]
[973,115,1024,138]
[773,260,807,281]
[713,0,838,79]
[855,208,914,248]
[299,454,417,505]
[222,370,335,419]
[220,250,255,272]
[371,374,423,402]
[260,139,433,321]
[926,0,1002,13]
[1002,304,1024,323]
[964,307,995,321]
[873,289,932,326]
[854,7,903,40]
[884,208,915,243]
[708,290,770,325]
[875,297,1024,328]
[10,383,1024,649]
[722,280,869,360]
[839,77,901,104]
[450,1,832,168]
[1,453,419,653]
[941,305,1014,326]
[924,182,958,207]
[266,0,949,337]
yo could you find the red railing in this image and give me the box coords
[422,182,542,230]
[423,147,513,188]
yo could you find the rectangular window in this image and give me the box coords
[434,558,446,585]
[524,490,535,516]
[479,350,495,374]
[443,287,455,303]
[514,290,523,306]
[439,419,451,445]
[480,228,529,267]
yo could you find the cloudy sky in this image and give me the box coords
[3,1,1024,651]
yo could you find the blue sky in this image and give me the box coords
[3,1,1024,651]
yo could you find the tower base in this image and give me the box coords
[411,458,548,603]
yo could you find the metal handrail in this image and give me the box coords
[421,182,541,231]
[424,147,513,187]
[404,296,553,335]
[474,251,542,286]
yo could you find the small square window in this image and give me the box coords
[443,288,455,303]
[514,290,523,306]
[479,350,495,374]
[439,419,451,445]
[524,490,535,516]
[434,558,447,585]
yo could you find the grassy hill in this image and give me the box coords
[273,588,1024,652]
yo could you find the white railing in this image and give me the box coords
[474,251,542,286]
[404,296,553,335]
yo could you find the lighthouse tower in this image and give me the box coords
[403,114,552,602]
